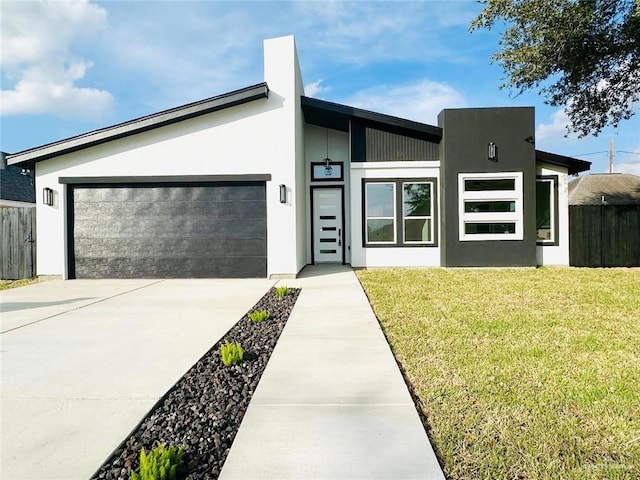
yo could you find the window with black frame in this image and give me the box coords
[363,179,436,246]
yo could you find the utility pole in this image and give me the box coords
[609,138,614,173]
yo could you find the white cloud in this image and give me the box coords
[304,79,329,98]
[292,1,481,66]
[343,79,467,124]
[535,109,572,143]
[615,161,640,176]
[0,0,113,119]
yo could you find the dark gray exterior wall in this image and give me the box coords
[438,107,537,267]
[351,120,440,162]
[68,182,267,278]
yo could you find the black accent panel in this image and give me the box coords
[351,120,440,162]
[69,182,266,278]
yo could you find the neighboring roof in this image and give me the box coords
[0,152,36,203]
[569,173,640,205]
[301,96,443,142]
[535,150,591,175]
[7,83,269,166]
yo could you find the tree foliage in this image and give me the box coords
[471,0,640,137]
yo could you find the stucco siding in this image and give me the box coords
[36,36,301,278]
[536,163,570,265]
[350,162,441,267]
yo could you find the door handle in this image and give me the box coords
[338,228,342,246]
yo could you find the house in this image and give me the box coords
[569,173,640,205]
[6,36,590,279]
[1,151,36,208]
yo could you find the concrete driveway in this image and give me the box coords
[0,279,275,480]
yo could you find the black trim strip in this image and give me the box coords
[59,174,272,185]
[536,150,590,175]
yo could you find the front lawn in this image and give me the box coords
[357,268,640,480]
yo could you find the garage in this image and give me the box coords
[65,179,267,279]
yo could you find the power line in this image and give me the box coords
[572,151,607,156]
[617,151,640,155]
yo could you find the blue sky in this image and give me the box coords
[1,0,639,174]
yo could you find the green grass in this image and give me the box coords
[357,268,640,480]
[0,279,38,290]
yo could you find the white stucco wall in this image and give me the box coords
[35,35,302,278]
[263,35,306,277]
[350,162,441,267]
[291,39,308,274]
[536,163,570,266]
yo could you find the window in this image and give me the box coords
[403,182,433,243]
[459,172,523,241]
[311,161,344,181]
[365,182,396,244]
[364,179,436,246]
[536,176,558,244]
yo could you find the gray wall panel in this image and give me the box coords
[351,120,440,162]
[438,108,537,267]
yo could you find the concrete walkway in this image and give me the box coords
[0,279,275,480]
[220,265,445,480]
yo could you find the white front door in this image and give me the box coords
[313,188,343,263]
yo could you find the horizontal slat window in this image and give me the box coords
[459,172,523,241]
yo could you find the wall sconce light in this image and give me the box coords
[279,184,287,204]
[488,142,498,162]
[43,187,54,206]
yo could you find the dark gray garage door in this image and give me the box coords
[69,182,266,278]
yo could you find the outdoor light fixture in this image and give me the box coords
[323,127,333,175]
[43,187,54,206]
[324,157,332,175]
[279,184,287,204]
[488,142,497,162]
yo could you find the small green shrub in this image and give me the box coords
[275,286,290,298]
[130,442,184,480]
[220,340,244,366]
[248,309,270,323]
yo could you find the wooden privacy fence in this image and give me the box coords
[1,207,36,279]
[570,205,640,267]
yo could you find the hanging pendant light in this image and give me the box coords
[323,128,333,175]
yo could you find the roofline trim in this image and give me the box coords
[301,96,443,139]
[535,149,591,175]
[7,83,269,165]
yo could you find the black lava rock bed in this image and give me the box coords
[92,286,301,480]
